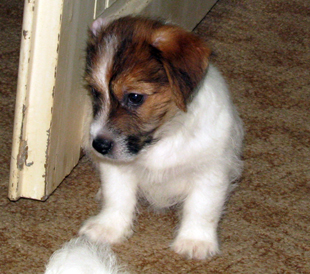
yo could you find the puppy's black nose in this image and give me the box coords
[92,138,113,155]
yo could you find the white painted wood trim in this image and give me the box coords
[9,0,64,200]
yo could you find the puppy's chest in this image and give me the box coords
[136,165,193,207]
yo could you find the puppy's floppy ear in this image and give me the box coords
[151,26,211,111]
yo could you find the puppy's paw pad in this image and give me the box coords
[79,216,132,244]
[172,238,220,260]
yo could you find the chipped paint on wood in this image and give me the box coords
[22,30,29,39]
[9,0,65,201]
[17,140,34,170]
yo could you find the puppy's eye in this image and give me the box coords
[127,93,144,107]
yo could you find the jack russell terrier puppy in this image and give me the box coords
[79,16,243,260]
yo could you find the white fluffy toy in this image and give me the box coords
[44,237,128,274]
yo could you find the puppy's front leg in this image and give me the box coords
[172,166,229,260]
[79,162,138,244]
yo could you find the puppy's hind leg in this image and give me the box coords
[79,162,138,244]
[172,164,229,260]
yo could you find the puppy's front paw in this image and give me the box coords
[79,214,133,244]
[172,237,220,260]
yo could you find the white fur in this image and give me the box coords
[92,35,118,106]
[44,237,128,274]
[80,64,243,260]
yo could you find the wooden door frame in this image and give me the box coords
[9,0,65,200]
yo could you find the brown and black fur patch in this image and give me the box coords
[86,16,211,156]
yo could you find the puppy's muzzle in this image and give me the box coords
[92,137,113,155]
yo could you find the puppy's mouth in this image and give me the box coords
[91,134,154,162]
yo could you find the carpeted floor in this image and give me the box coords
[1,0,309,273]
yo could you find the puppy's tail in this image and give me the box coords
[44,237,129,274]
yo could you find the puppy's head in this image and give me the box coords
[85,16,210,162]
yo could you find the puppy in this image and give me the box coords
[79,16,243,260]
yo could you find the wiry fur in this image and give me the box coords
[79,16,243,260]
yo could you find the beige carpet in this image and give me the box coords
[1,0,309,273]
